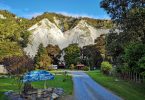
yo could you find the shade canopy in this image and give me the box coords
[22,70,54,83]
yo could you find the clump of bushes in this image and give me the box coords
[83,66,89,71]
[70,64,75,70]
[101,61,112,75]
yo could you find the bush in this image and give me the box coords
[123,42,145,74]
[101,61,112,75]
[138,56,145,76]
[70,64,75,70]
[83,66,89,71]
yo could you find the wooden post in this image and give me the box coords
[134,72,135,82]
[139,74,141,83]
[131,72,133,81]
[135,73,137,82]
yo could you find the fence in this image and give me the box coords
[116,72,145,83]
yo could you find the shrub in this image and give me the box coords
[138,56,145,76]
[101,61,112,75]
[83,66,89,71]
[70,64,75,70]
[122,42,145,74]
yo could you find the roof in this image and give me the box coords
[76,64,85,67]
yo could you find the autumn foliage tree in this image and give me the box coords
[34,43,51,70]
[2,55,34,75]
[46,44,60,65]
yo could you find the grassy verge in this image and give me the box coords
[87,70,145,100]
[0,75,73,100]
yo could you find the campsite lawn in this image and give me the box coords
[0,75,73,100]
[87,70,145,100]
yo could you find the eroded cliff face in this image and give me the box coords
[24,18,110,57]
[64,20,109,47]
[24,18,66,57]
[0,10,112,59]
[0,14,6,19]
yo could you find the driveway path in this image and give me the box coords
[71,71,122,100]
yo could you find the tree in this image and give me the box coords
[95,34,106,56]
[123,42,145,73]
[64,44,80,67]
[100,0,145,64]
[100,0,145,42]
[2,55,34,75]
[34,44,51,70]
[82,44,103,69]
[46,44,60,65]
[105,31,125,65]
[138,56,145,76]
[19,31,31,47]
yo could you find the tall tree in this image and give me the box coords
[95,34,106,59]
[100,0,145,41]
[2,55,34,75]
[34,44,51,70]
[123,42,145,73]
[46,44,60,65]
[100,0,145,64]
[82,44,103,69]
[64,44,81,67]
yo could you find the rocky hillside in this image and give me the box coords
[24,18,66,57]
[30,12,112,31]
[64,20,109,47]
[0,10,112,58]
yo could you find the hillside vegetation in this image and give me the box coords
[0,10,112,60]
[30,12,113,31]
[0,10,30,60]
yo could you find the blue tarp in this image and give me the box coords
[22,70,54,83]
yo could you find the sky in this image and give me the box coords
[0,0,110,19]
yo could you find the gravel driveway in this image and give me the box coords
[71,71,122,100]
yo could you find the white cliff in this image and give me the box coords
[64,20,109,47]
[24,19,110,57]
[24,18,66,57]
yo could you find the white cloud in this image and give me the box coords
[49,11,110,19]
[23,11,110,19]
[22,12,43,19]
[55,11,95,18]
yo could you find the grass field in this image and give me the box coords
[0,75,73,100]
[87,70,145,100]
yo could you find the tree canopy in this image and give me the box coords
[101,0,145,75]
[34,44,51,70]
[64,44,81,67]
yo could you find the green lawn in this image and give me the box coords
[0,75,73,100]
[87,70,145,100]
